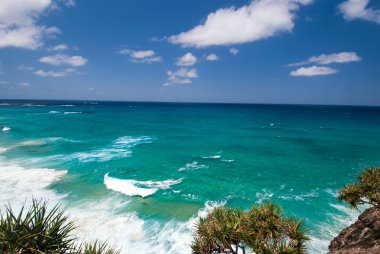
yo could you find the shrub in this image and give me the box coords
[0,200,119,254]
[338,166,380,209]
[0,200,76,254]
[191,202,309,254]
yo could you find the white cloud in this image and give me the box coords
[339,0,380,24]
[206,53,219,61]
[290,66,338,76]
[62,0,75,7]
[0,0,63,50]
[48,43,70,51]
[229,48,239,55]
[88,87,95,91]
[0,26,59,50]
[289,52,361,66]
[176,53,197,66]
[34,68,76,77]
[131,50,155,59]
[119,48,162,63]
[18,82,31,87]
[39,54,88,66]
[169,0,312,47]
[164,68,198,86]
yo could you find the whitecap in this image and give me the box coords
[22,104,46,107]
[0,158,67,211]
[104,174,182,198]
[221,159,234,163]
[71,136,152,163]
[49,111,60,114]
[307,203,362,253]
[202,155,221,159]
[181,193,198,200]
[178,161,208,171]
[2,126,11,132]
[256,189,273,204]
[4,137,80,153]
[279,189,319,201]
[64,111,82,114]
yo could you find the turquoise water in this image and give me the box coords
[1,100,380,253]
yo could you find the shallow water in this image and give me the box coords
[1,100,380,253]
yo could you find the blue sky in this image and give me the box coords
[0,0,379,105]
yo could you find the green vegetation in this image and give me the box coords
[0,199,119,254]
[191,202,309,254]
[338,166,380,209]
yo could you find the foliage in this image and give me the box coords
[0,200,119,254]
[338,166,380,209]
[191,202,309,254]
[79,240,120,254]
[0,200,76,254]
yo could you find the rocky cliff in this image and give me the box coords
[328,207,380,254]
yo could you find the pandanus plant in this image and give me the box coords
[0,199,119,254]
[191,202,309,254]
[338,166,380,209]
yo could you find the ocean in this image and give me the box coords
[1,100,380,253]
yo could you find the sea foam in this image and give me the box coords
[104,174,182,198]
[178,161,208,171]
[2,126,11,132]
[202,155,221,159]
[71,136,152,162]
[307,203,362,253]
[0,158,67,211]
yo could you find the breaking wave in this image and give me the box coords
[104,174,183,198]
[69,136,152,162]
[178,161,208,171]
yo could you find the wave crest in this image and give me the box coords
[104,174,182,198]
[71,136,152,162]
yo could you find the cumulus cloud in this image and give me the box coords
[34,68,76,77]
[229,48,239,55]
[176,53,197,66]
[289,52,361,66]
[0,0,62,49]
[290,66,338,76]
[169,0,312,47]
[119,48,162,63]
[339,0,380,24]
[206,53,219,61]
[47,43,72,51]
[39,54,88,66]
[164,68,198,86]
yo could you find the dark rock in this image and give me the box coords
[328,207,380,254]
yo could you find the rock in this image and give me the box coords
[328,207,380,254]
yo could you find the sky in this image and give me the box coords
[0,0,379,106]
